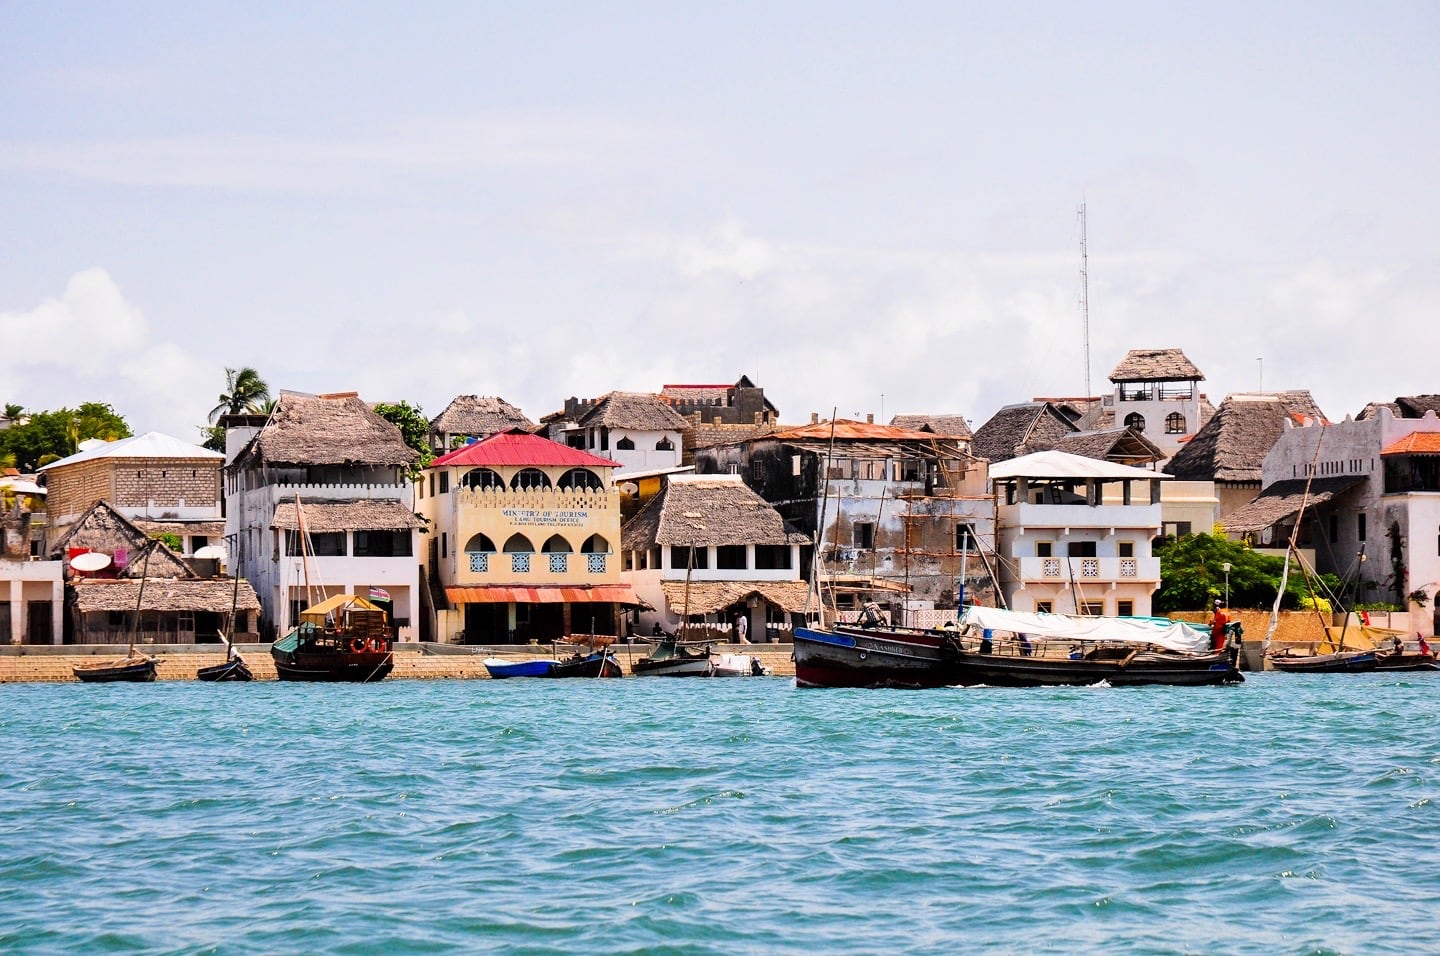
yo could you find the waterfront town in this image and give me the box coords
[3,346,1439,681]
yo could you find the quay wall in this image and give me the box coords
[0,643,797,683]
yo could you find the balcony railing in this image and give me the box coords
[1019,556,1158,582]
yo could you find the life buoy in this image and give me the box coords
[349,637,367,654]
[368,638,384,653]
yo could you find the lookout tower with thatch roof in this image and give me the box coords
[1108,348,1207,461]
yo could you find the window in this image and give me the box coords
[504,534,535,553]
[429,473,435,497]
[853,521,875,550]
[1117,600,1134,616]
[956,523,977,552]
[900,459,923,482]
[1035,541,1053,558]
[510,468,552,491]
[542,534,572,553]
[599,427,609,451]
[859,459,887,480]
[671,546,708,570]
[354,530,413,557]
[558,468,603,491]
[581,534,609,553]
[1358,513,1367,543]
[754,545,792,570]
[1067,541,1097,557]
[616,436,635,451]
[717,545,747,570]
[439,472,449,493]
[1162,521,1192,538]
[1035,601,1053,613]
[1165,412,1186,434]
[462,468,505,490]
[441,533,448,559]
[1124,413,1146,431]
[828,458,853,480]
[656,436,674,451]
[1118,541,1135,558]
[287,531,345,556]
[1080,601,1104,616]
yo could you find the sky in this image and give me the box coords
[2,2,1437,443]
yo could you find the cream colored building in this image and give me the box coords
[416,429,637,644]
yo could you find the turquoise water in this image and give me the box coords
[2,674,1438,955]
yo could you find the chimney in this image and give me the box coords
[810,412,819,424]
[867,413,874,424]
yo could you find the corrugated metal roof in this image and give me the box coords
[988,449,1170,481]
[769,419,942,442]
[1382,432,1440,455]
[431,430,620,469]
[444,584,639,605]
[40,431,223,471]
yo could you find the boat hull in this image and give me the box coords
[271,645,393,682]
[948,649,1238,687]
[549,651,621,678]
[633,657,714,677]
[1269,650,1377,673]
[1376,652,1438,671]
[74,657,157,683]
[483,658,556,678]
[793,626,954,688]
[197,657,254,682]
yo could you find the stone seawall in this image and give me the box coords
[0,644,797,683]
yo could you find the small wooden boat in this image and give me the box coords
[1269,649,1377,673]
[794,625,955,688]
[549,649,622,678]
[1376,650,1438,671]
[483,657,556,679]
[74,653,158,683]
[632,637,717,677]
[197,656,254,682]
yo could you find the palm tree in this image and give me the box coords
[209,367,272,423]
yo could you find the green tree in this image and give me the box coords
[0,403,132,472]
[208,367,271,423]
[373,400,434,480]
[1153,532,1344,613]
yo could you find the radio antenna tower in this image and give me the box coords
[1078,203,1092,399]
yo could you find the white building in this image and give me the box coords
[223,392,422,640]
[553,392,688,478]
[990,450,1168,617]
[1107,348,1208,461]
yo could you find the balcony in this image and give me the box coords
[1016,556,1160,583]
[1007,502,1161,533]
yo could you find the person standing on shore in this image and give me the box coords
[735,613,749,644]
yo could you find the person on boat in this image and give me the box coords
[1209,600,1228,651]
[1419,633,1432,657]
[652,621,666,638]
[1016,633,1033,656]
[857,601,885,629]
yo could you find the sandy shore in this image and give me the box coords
[0,643,796,682]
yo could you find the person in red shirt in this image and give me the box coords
[1210,599,1229,652]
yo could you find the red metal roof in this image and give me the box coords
[431,429,620,469]
[444,584,640,605]
[769,419,944,442]
[1382,432,1440,455]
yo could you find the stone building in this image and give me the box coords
[620,474,810,641]
[0,493,62,644]
[224,392,422,639]
[416,428,638,644]
[38,432,225,555]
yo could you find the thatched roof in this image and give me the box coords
[1164,393,1326,482]
[622,476,809,549]
[271,500,425,532]
[659,580,812,614]
[234,392,418,468]
[430,395,536,437]
[1357,395,1440,421]
[1053,427,1164,466]
[119,540,197,580]
[1221,476,1365,534]
[134,519,226,539]
[577,392,689,432]
[70,578,262,614]
[1108,348,1204,382]
[888,414,974,439]
[48,500,149,559]
[969,403,1078,463]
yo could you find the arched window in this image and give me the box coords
[503,533,534,553]
[656,436,675,451]
[464,533,496,552]
[462,468,505,490]
[616,436,635,451]
[542,534,572,553]
[1165,412,1186,434]
[557,468,603,491]
[510,468,552,491]
[581,533,610,554]
[1124,413,1146,431]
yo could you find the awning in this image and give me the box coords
[445,584,641,605]
[659,580,813,614]
[1222,476,1365,534]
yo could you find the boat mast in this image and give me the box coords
[1264,431,1326,651]
[1079,202,1092,402]
[128,541,154,658]
[805,409,840,624]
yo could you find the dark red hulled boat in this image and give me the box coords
[271,595,394,682]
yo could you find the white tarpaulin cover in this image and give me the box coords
[959,606,1210,655]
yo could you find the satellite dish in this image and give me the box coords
[193,545,227,559]
[70,552,112,572]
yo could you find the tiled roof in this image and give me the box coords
[431,429,619,469]
[1108,348,1204,382]
[1382,432,1440,455]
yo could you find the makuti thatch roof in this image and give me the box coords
[1220,476,1365,534]
[271,500,425,532]
[1357,395,1440,421]
[659,579,812,615]
[48,500,149,559]
[969,403,1078,463]
[234,392,417,468]
[430,395,536,438]
[1053,427,1164,466]
[889,414,974,440]
[1164,392,1327,483]
[119,540,197,580]
[1108,348,1204,382]
[578,392,690,432]
[70,578,262,614]
[622,476,809,550]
